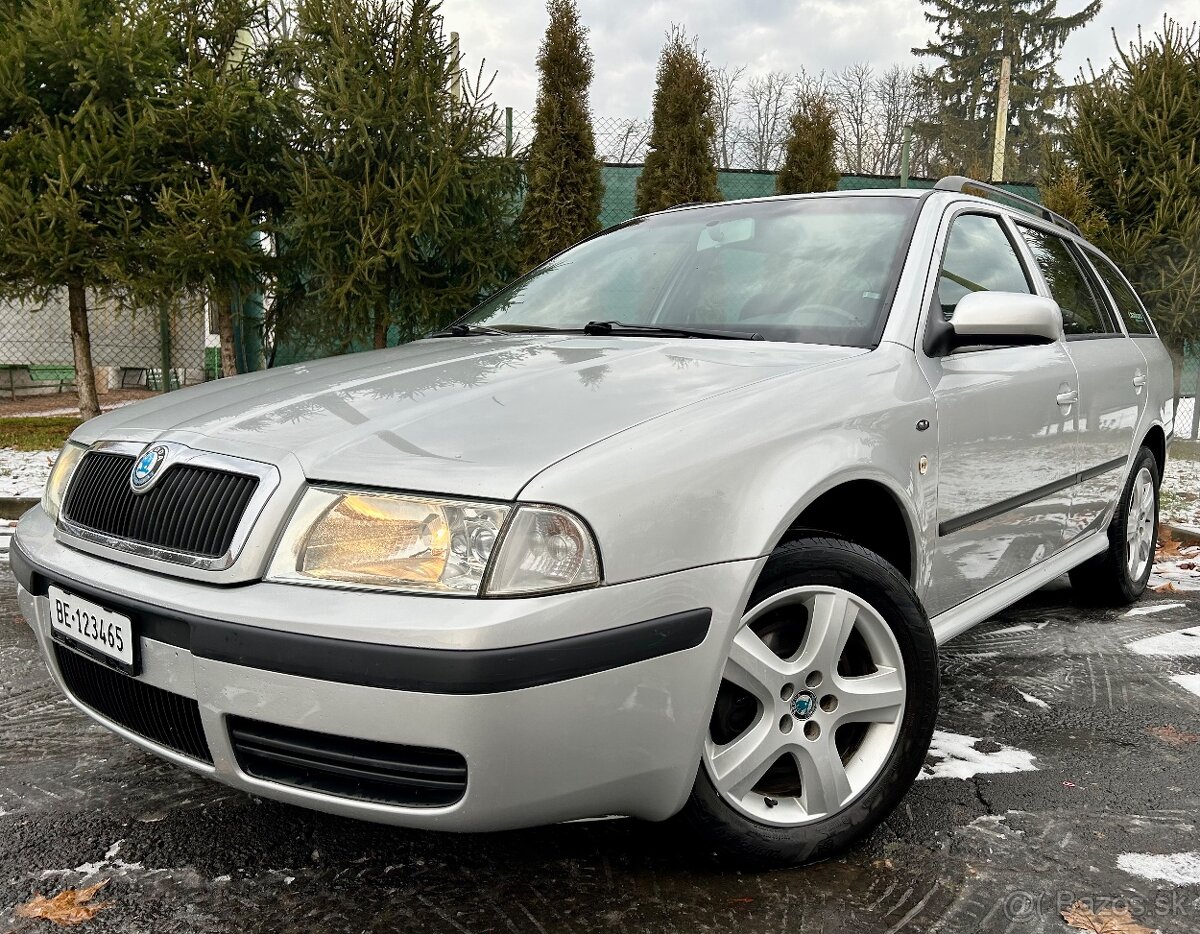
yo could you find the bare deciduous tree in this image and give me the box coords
[793,66,829,109]
[831,62,876,173]
[561,60,931,177]
[710,64,745,169]
[742,70,795,171]
[602,118,650,163]
[875,64,922,174]
[825,63,924,175]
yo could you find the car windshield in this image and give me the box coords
[460,196,918,346]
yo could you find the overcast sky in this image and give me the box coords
[444,0,1198,118]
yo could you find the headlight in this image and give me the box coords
[42,441,87,521]
[267,488,601,596]
[267,488,509,594]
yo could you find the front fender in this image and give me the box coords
[519,343,938,599]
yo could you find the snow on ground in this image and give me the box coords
[1018,691,1050,709]
[1161,448,1200,528]
[1117,850,1200,886]
[1149,543,1200,592]
[917,730,1038,780]
[3,399,140,419]
[1170,673,1200,699]
[1126,625,1200,657]
[0,448,56,499]
[1124,601,1185,616]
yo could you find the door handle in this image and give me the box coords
[1133,372,1147,391]
[1056,389,1078,406]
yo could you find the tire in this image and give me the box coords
[1068,446,1160,606]
[679,536,938,867]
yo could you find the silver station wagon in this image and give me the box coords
[14,176,1172,864]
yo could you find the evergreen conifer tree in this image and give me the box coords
[1068,19,1200,395]
[278,0,522,353]
[1037,158,1106,240]
[0,0,176,417]
[776,95,840,195]
[635,27,721,215]
[913,0,1099,178]
[141,0,293,378]
[518,0,602,269]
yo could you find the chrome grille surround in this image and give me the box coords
[56,440,280,571]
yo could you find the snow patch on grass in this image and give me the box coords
[1149,559,1200,590]
[1162,453,1200,527]
[918,730,1038,781]
[0,448,55,499]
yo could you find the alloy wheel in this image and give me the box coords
[703,585,906,827]
[1126,466,1156,581]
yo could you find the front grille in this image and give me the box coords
[53,642,213,763]
[229,716,467,808]
[62,451,258,558]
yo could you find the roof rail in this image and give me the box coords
[934,175,1082,237]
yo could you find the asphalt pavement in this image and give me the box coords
[2,567,1199,933]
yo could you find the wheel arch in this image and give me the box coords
[770,472,921,586]
[1142,423,1166,482]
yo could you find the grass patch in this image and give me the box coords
[1161,487,1187,513]
[0,416,81,451]
[1168,440,1200,462]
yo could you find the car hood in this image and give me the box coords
[77,336,866,499]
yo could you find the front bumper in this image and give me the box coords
[14,506,761,831]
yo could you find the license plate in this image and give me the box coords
[48,585,135,670]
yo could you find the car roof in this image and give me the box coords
[658,188,927,214]
[654,187,1090,247]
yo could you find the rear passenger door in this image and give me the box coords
[1085,249,1173,435]
[1016,224,1145,537]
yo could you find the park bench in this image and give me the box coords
[0,363,76,398]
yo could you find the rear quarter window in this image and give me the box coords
[1086,251,1155,335]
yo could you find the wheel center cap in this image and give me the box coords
[789,689,817,720]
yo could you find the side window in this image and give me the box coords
[1018,226,1116,336]
[1087,252,1154,335]
[936,214,1032,321]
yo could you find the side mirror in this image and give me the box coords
[927,292,1064,355]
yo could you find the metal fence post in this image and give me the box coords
[1191,341,1200,439]
[158,303,173,393]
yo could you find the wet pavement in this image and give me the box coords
[2,567,1199,933]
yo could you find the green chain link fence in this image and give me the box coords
[504,111,1040,231]
[1176,350,1199,440]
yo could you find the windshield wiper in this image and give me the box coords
[430,323,512,338]
[583,320,764,341]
